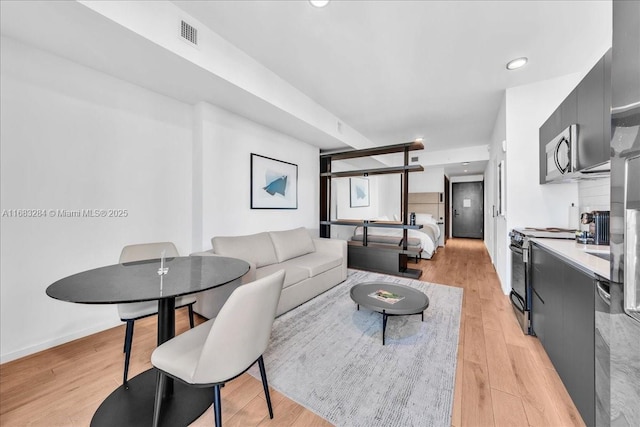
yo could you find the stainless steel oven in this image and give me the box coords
[509,230,531,334]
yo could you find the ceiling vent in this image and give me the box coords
[181,20,198,45]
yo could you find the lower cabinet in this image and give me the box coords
[531,243,595,427]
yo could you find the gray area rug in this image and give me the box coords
[249,269,463,427]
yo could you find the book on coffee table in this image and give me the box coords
[368,289,405,304]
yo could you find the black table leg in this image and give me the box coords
[382,310,387,345]
[157,298,176,344]
[157,298,175,397]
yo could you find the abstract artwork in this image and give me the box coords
[350,177,369,207]
[251,154,298,209]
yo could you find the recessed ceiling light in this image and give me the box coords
[464,170,468,173]
[309,0,330,7]
[462,162,470,166]
[506,57,528,70]
[415,137,424,143]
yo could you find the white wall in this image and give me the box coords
[1,38,324,363]
[485,94,506,269]
[450,175,484,183]
[333,177,380,221]
[332,174,401,221]
[193,102,319,250]
[0,37,193,362]
[578,177,611,213]
[485,73,588,294]
[505,74,583,231]
[409,168,445,193]
[491,73,584,294]
[80,0,374,150]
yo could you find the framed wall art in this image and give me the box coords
[250,153,298,209]
[350,177,370,207]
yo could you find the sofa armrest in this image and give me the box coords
[313,238,348,280]
[190,250,257,284]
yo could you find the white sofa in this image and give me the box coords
[192,227,347,319]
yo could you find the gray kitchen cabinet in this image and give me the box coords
[530,243,595,427]
[539,50,611,184]
[538,89,577,184]
[563,264,596,427]
[576,51,610,171]
[531,246,564,369]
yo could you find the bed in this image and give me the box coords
[349,191,444,259]
[351,214,441,259]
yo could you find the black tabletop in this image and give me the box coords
[350,281,430,315]
[46,256,250,304]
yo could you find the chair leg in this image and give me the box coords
[213,384,222,427]
[188,304,195,329]
[152,371,167,427]
[123,320,133,352]
[257,356,274,419]
[123,320,134,385]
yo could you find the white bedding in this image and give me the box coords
[353,220,440,259]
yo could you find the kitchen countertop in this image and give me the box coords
[530,238,611,280]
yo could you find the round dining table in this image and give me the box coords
[46,255,250,427]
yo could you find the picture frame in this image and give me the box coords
[251,153,298,209]
[350,177,370,207]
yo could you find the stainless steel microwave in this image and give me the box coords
[544,124,577,182]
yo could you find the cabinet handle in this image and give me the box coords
[532,288,545,304]
[596,281,611,306]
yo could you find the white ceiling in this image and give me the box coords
[173,0,611,154]
[0,1,611,177]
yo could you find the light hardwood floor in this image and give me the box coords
[0,239,584,426]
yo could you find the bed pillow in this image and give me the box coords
[415,213,435,224]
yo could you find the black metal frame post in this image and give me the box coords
[320,156,331,238]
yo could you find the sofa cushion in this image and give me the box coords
[212,232,278,268]
[256,263,309,289]
[269,227,316,263]
[283,252,343,278]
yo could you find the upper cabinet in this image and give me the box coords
[539,50,612,184]
[576,52,611,171]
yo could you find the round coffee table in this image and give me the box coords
[350,282,429,345]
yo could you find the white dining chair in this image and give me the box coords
[150,269,285,427]
[119,242,196,385]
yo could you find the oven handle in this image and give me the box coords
[510,290,526,313]
[510,243,529,263]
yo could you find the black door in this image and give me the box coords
[452,181,484,238]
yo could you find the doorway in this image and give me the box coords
[452,181,484,239]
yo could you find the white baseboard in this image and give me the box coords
[0,319,122,364]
